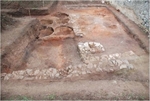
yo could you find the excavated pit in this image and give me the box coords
[40,19,53,25]
[1,2,149,100]
[1,5,149,88]
[53,12,70,24]
[53,26,75,38]
[39,27,54,38]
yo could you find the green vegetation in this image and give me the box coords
[47,94,56,100]
[9,95,32,100]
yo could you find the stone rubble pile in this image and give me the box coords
[64,52,134,78]
[2,68,60,81]
[69,14,84,37]
[100,53,134,69]
[78,42,105,53]
[78,42,105,63]
[1,51,135,81]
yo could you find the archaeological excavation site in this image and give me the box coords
[1,0,149,100]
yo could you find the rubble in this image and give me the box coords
[1,50,135,80]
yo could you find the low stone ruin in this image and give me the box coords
[78,42,105,63]
[1,50,135,81]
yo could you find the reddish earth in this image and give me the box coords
[1,1,149,100]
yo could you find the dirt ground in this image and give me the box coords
[1,1,149,100]
[1,1,52,9]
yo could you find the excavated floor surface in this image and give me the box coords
[1,4,149,100]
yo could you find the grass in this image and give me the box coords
[114,68,134,77]
[47,94,56,100]
[120,93,147,100]
[6,93,148,100]
[9,95,32,100]
[7,94,63,100]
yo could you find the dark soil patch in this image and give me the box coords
[1,13,19,32]
[1,1,52,9]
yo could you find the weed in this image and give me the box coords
[47,94,56,100]
[138,95,145,100]
[17,95,32,100]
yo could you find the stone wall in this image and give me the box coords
[104,0,149,32]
